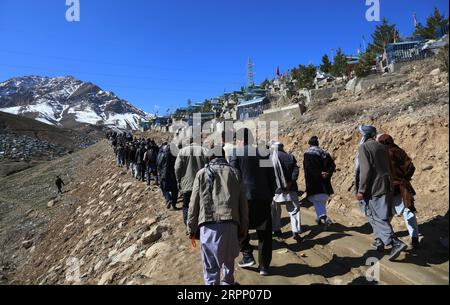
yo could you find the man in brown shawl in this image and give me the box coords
[377,134,420,248]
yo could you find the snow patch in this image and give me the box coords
[69,108,103,125]
[0,107,22,115]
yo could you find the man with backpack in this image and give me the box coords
[188,147,249,285]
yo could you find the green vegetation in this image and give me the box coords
[413,7,449,39]
[291,64,317,89]
[331,48,348,77]
[320,54,332,74]
[366,18,400,55]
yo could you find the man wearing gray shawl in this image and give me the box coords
[356,125,407,261]
[270,142,302,242]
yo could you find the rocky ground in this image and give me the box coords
[0,58,448,285]
[2,139,448,285]
[0,132,67,161]
[278,58,449,232]
[0,111,102,177]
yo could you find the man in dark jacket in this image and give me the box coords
[229,128,276,276]
[128,143,137,178]
[55,176,65,195]
[124,144,130,171]
[116,144,125,167]
[144,141,159,186]
[356,125,407,261]
[157,142,179,209]
[304,136,336,230]
[135,144,146,182]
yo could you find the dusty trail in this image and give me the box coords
[5,140,448,285]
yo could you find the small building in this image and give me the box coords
[236,97,270,121]
[345,55,360,78]
[315,71,335,89]
[188,112,216,128]
[435,23,449,39]
[385,40,431,66]
[139,121,151,132]
[154,117,171,127]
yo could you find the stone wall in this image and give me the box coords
[353,74,408,93]
[261,104,303,122]
[309,87,338,103]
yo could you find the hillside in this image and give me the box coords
[276,58,449,228]
[0,58,448,285]
[0,111,103,177]
[0,76,151,130]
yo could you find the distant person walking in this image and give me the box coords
[128,143,137,178]
[356,125,407,261]
[116,144,125,167]
[144,141,159,186]
[135,143,146,182]
[377,134,420,249]
[270,142,302,242]
[55,176,65,195]
[188,149,249,285]
[229,128,276,276]
[157,142,179,210]
[303,136,336,230]
[175,138,209,226]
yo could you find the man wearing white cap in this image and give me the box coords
[303,136,336,230]
[270,142,302,242]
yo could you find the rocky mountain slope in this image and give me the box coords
[0,111,104,177]
[0,76,151,130]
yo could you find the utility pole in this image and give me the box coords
[413,12,418,29]
[247,57,255,88]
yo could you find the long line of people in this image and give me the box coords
[106,125,420,285]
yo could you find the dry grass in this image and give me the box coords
[326,105,363,123]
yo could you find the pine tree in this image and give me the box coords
[260,79,270,89]
[291,64,317,89]
[320,54,332,73]
[413,7,449,39]
[201,100,212,113]
[354,50,377,77]
[331,48,347,77]
[367,18,400,54]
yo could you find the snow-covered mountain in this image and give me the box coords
[0,76,152,130]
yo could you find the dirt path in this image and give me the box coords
[7,140,448,285]
[131,162,449,285]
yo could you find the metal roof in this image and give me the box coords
[237,97,267,108]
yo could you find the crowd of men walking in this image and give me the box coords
[106,124,420,285]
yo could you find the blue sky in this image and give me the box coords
[0,0,448,114]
